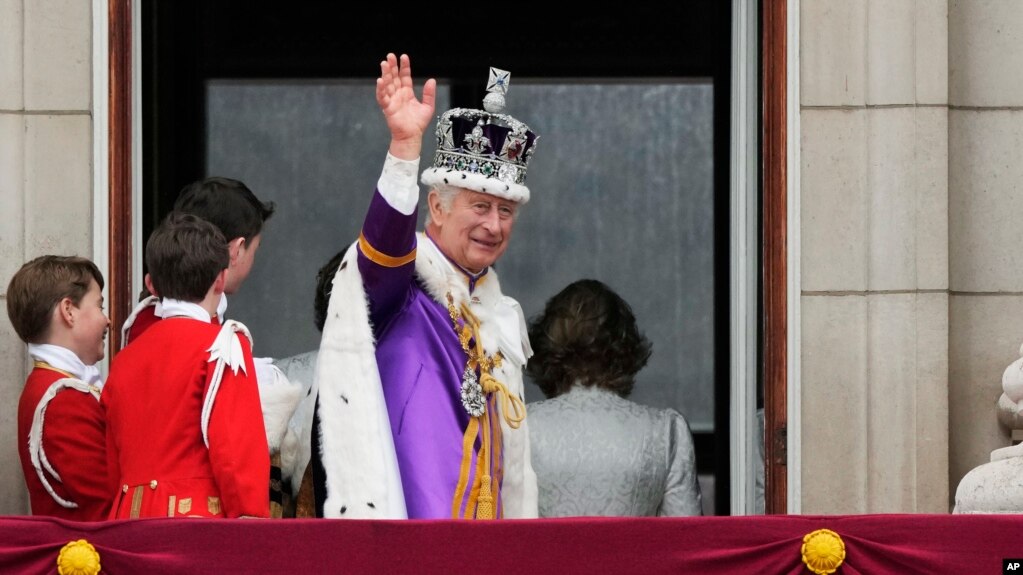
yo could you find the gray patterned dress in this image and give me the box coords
[527,385,702,517]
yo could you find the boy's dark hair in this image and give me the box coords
[174,177,275,242]
[146,212,230,302]
[526,279,652,399]
[313,250,346,333]
[6,256,104,344]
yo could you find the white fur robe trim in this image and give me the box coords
[254,359,303,455]
[420,167,530,205]
[28,378,100,508]
[315,242,407,519]
[275,350,319,494]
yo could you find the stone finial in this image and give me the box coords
[993,342,1023,461]
[953,341,1023,513]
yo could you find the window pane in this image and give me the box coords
[499,82,715,431]
[206,80,714,432]
[205,79,451,360]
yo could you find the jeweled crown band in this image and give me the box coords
[432,150,526,185]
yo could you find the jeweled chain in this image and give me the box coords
[446,292,503,374]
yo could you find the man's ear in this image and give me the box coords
[212,268,229,294]
[228,237,246,265]
[427,189,444,228]
[144,273,158,297]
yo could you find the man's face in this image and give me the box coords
[430,189,518,274]
[226,233,262,294]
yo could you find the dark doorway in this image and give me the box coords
[142,1,733,515]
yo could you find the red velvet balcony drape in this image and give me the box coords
[2,514,1022,574]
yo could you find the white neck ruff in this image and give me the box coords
[160,298,213,323]
[28,343,102,387]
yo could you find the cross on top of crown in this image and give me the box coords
[483,68,511,113]
[487,68,510,95]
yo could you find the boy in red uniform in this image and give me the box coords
[120,176,274,345]
[103,212,269,519]
[7,256,112,520]
[120,177,300,518]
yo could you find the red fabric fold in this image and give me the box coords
[1,514,1020,574]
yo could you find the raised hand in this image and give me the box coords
[376,53,437,161]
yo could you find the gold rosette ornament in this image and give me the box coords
[57,539,101,575]
[801,529,845,574]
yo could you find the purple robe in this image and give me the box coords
[358,190,491,519]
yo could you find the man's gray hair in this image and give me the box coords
[429,184,460,223]
[426,185,523,226]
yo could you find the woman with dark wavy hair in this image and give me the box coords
[526,279,702,517]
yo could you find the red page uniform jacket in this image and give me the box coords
[102,316,269,518]
[17,364,111,520]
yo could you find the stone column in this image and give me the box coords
[799,0,949,513]
[948,1,1023,505]
[0,0,94,515]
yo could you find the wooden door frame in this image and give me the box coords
[762,0,789,514]
[106,0,792,513]
[108,0,134,352]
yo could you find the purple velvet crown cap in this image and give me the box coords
[420,67,538,204]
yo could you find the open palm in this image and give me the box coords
[377,53,436,144]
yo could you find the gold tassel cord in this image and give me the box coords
[490,396,505,518]
[478,372,525,429]
[476,475,495,519]
[474,407,495,520]
[464,441,487,519]
[460,302,526,429]
[451,417,481,519]
[447,293,527,518]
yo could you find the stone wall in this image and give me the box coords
[799,0,950,513]
[948,0,1023,505]
[0,0,94,515]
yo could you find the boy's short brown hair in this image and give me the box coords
[6,256,105,344]
[146,211,230,302]
[174,177,275,242]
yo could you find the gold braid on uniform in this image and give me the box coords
[446,293,526,519]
